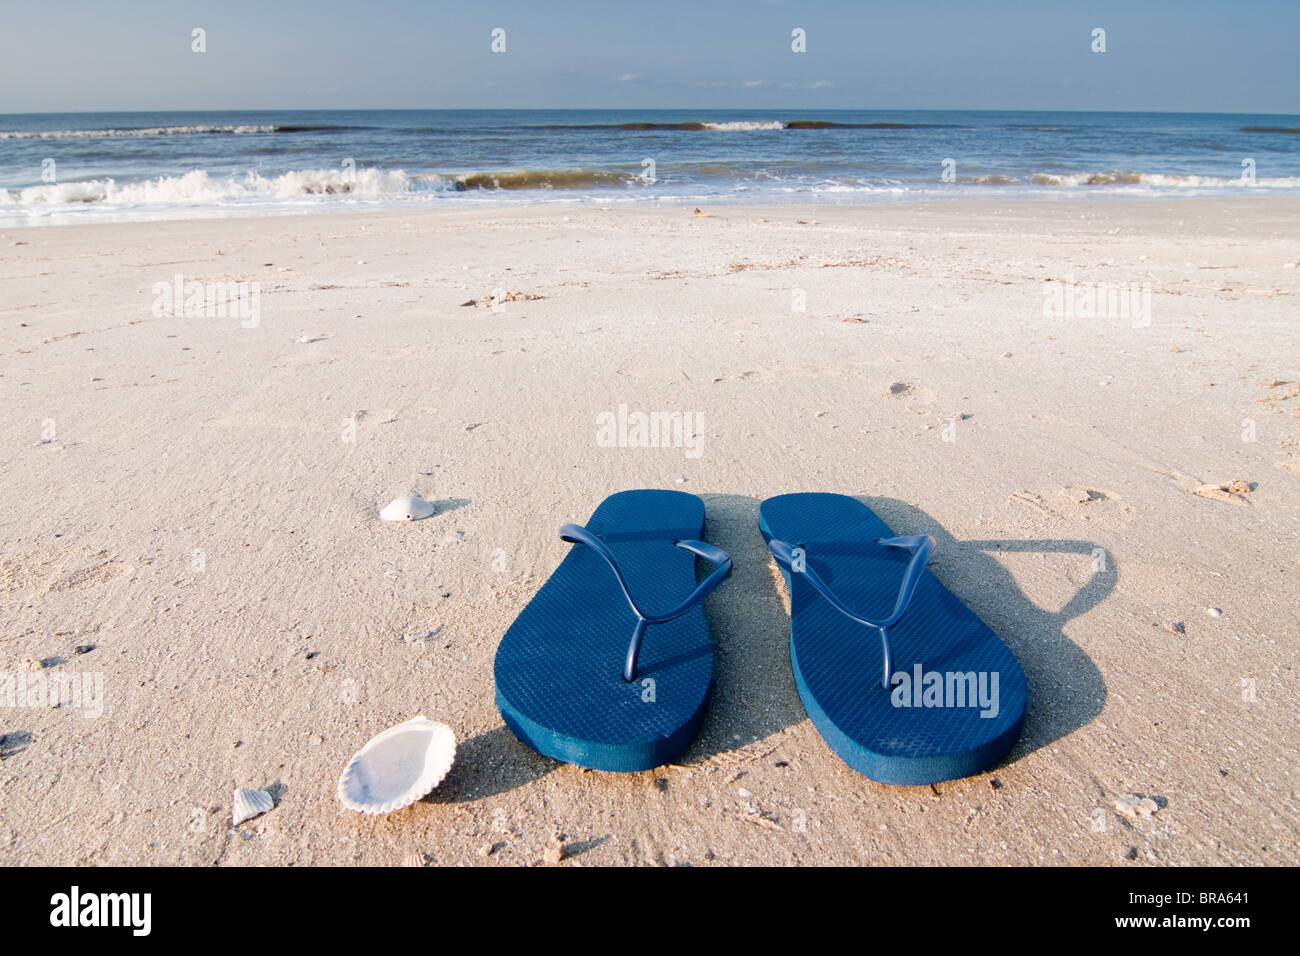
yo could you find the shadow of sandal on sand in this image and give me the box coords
[674,493,1109,771]
[859,494,1111,763]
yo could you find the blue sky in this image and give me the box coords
[1,0,1297,114]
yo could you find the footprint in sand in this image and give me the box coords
[49,555,132,592]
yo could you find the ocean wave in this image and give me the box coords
[530,119,951,131]
[701,121,786,131]
[2,166,648,207]
[1241,126,1300,134]
[1029,170,1300,187]
[6,163,1299,218]
[783,120,953,129]
[0,124,277,140]
[5,167,415,206]
[273,125,379,133]
[610,122,710,130]
[577,120,782,131]
[603,121,774,130]
[440,168,631,190]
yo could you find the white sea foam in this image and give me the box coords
[10,167,415,207]
[700,121,787,131]
[1030,170,1300,188]
[0,124,277,140]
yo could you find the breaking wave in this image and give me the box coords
[1027,169,1300,187]
[532,119,951,131]
[439,168,630,190]
[0,124,278,140]
[3,167,415,206]
[6,163,1299,222]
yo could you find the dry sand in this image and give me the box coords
[1,198,1297,865]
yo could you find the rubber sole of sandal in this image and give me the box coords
[760,493,1027,785]
[495,489,714,771]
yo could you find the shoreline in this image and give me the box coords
[7,189,1300,232]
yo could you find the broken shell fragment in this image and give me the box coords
[380,495,436,522]
[232,787,274,826]
[1193,483,1248,506]
[543,833,566,865]
[1115,794,1160,820]
[336,716,456,815]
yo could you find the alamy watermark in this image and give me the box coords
[1,669,104,718]
[596,405,704,458]
[151,273,260,328]
[891,664,1000,719]
[50,886,150,936]
[1043,279,1151,328]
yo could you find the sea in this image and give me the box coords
[2,109,1298,226]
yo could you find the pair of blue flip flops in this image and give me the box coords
[493,490,1027,785]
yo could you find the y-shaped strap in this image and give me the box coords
[767,534,935,689]
[559,523,733,682]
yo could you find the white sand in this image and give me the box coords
[1,198,1297,865]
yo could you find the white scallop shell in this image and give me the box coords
[380,495,436,521]
[336,716,456,815]
[232,787,274,826]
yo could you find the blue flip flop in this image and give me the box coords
[494,489,732,772]
[759,493,1026,785]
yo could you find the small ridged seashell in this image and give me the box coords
[380,495,436,521]
[337,716,456,815]
[232,787,274,826]
[402,851,430,867]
